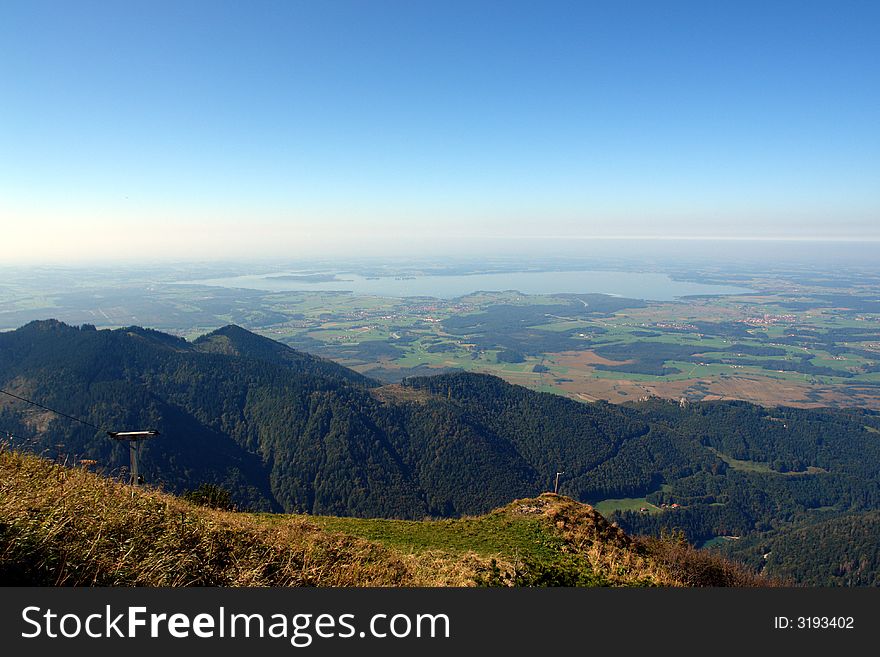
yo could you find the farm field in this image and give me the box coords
[593,497,661,516]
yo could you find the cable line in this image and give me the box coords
[0,388,106,432]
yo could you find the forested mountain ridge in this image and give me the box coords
[1,320,552,515]
[720,510,880,586]
[2,320,880,584]
[192,324,372,386]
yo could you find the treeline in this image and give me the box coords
[720,511,880,586]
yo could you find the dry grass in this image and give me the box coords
[507,494,776,587]
[401,550,492,587]
[636,533,781,587]
[527,494,671,586]
[0,447,411,586]
[0,448,773,587]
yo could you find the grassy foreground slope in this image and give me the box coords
[0,448,406,586]
[0,449,769,587]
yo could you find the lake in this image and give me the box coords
[181,269,753,301]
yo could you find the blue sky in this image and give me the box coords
[1,0,878,261]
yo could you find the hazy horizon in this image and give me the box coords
[2,237,878,271]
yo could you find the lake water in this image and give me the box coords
[181,270,753,301]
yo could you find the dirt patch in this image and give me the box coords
[558,377,695,402]
[553,350,634,368]
[370,384,435,405]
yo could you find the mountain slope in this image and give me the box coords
[0,449,769,587]
[1,320,647,516]
[720,510,880,586]
[193,324,371,385]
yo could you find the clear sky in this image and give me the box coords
[1,0,878,262]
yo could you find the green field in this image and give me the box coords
[593,497,661,516]
[707,448,826,476]
[306,513,564,562]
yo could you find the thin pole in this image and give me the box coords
[129,441,139,486]
[554,471,564,494]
